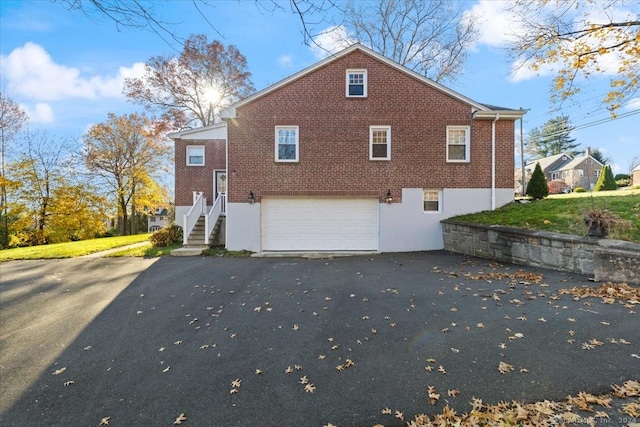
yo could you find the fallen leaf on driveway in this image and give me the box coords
[498,361,515,374]
[53,367,66,376]
[174,413,187,424]
[99,416,110,425]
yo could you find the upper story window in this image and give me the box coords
[186,146,204,166]
[370,126,391,160]
[346,69,367,97]
[423,190,441,213]
[446,126,470,162]
[275,126,299,162]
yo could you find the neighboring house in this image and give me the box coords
[525,148,604,191]
[633,163,640,186]
[148,207,169,232]
[171,43,525,253]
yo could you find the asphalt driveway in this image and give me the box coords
[1,252,638,426]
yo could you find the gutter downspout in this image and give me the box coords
[491,114,500,211]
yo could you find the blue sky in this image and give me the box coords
[1,0,639,175]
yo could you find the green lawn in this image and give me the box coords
[452,189,640,242]
[0,234,153,261]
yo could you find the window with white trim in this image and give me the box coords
[275,126,299,162]
[423,190,441,212]
[346,69,367,97]
[446,126,470,162]
[370,126,391,160]
[186,146,204,166]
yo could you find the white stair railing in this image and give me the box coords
[204,193,226,245]
[182,191,206,245]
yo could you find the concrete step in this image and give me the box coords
[170,245,208,256]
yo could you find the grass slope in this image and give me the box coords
[453,190,640,243]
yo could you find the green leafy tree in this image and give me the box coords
[0,91,28,248]
[594,165,617,191]
[525,116,579,158]
[526,163,549,200]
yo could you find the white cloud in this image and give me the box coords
[310,26,355,59]
[623,97,640,111]
[278,54,294,68]
[0,42,145,101]
[20,102,55,123]
[468,0,522,48]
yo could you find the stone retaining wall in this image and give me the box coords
[441,220,640,284]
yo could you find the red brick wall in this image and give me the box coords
[225,50,516,203]
[174,138,225,206]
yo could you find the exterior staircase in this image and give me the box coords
[170,215,224,256]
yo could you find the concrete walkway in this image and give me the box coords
[79,241,150,258]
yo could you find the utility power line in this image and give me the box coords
[531,109,640,139]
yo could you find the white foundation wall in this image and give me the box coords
[225,202,262,252]
[224,189,514,253]
[379,188,514,252]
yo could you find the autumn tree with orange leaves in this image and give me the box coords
[508,0,639,116]
[84,113,170,235]
[123,34,255,129]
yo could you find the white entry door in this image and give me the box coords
[261,198,379,251]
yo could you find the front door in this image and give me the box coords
[214,170,227,212]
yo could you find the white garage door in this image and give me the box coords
[262,198,379,251]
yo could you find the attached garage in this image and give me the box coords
[261,198,379,251]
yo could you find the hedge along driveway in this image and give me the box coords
[1,253,638,426]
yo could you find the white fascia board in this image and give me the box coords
[221,43,492,119]
[168,122,227,140]
[473,110,527,120]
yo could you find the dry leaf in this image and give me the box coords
[304,383,316,393]
[498,361,515,374]
[395,410,404,420]
[53,367,67,376]
[231,379,241,388]
[99,417,110,426]
[447,389,460,397]
[63,380,74,387]
[381,407,392,415]
[299,376,309,384]
[438,365,447,374]
[285,366,293,374]
[174,413,187,425]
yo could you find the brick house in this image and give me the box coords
[171,44,525,253]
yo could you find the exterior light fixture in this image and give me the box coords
[385,189,393,204]
[248,190,255,204]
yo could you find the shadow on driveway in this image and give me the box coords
[1,252,638,426]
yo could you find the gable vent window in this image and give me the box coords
[346,69,367,97]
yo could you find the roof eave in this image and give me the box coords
[472,110,527,120]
